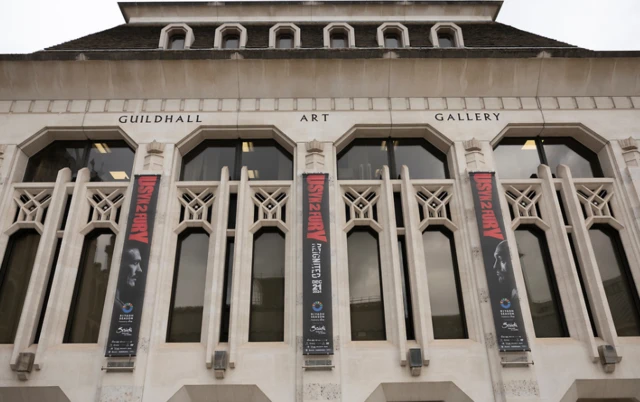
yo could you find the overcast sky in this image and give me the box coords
[1,0,639,53]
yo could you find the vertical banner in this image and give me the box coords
[106,175,161,357]
[303,174,334,355]
[469,172,529,352]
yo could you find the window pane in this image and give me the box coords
[24,141,87,182]
[493,138,542,179]
[169,35,185,50]
[393,139,448,179]
[337,139,389,180]
[398,236,415,340]
[0,230,40,343]
[249,229,285,342]
[86,141,135,182]
[167,230,209,342]
[384,34,400,48]
[590,227,640,336]
[241,140,293,181]
[277,34,293,49]
[568,234,598,337]
[219,238,234,343]
[34,238,62,344]
[348,229,386,341]
[438,34,454,48]
[423,229,467,339]
[223,35,240,49]
[64,231,115,343]
[180,140,237,181]
[514,228,568,337]
[331,34,347,48]
[542,138,603,178]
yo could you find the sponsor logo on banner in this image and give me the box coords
[469,172,529,352]
[105,175,161,357]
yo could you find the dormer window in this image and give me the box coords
[169,34,186,50]
[269,23,301,49]
[431,22,464,48]
[377,23,410,48]
[214,23,247,49]
[159,23,194,50]
[323,23,355,48]
[223,34,240,49]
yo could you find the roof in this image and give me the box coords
[43,22,576,52]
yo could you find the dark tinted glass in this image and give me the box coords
[590,226,640,336]
[384,34,400,48]
[64,231,115,343]
[249,229,285,342]
[493,138,542,179]
[438,34,454,48]
[542,138,603,178]
[422,228,467,339]
[34,238,62,344]
[337,139,388,180]
[241,140,293,181]
[219,238,234,343]
[0,230,40,343]
[86,142,135,182]
[277,34,294,49]
[348,229,386,340]
[223,35,240,49]
[169,34,186,50]
[227,193,238,229]
[181,140,236,181]
[398,236,415,340]
[393,139,448,179]
[167,230,209,342]
[331,33,347,48]
[568,234,598,337]
[515,228,568,337]
[24,141,86,182]
[24,141,134,183]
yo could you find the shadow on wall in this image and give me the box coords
[168,384,271,402]
[0,387,70,402]
[560,379,640,402]
[365,381,473,402]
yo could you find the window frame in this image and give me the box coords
[214,23,247,49]
[377,22,410,48]
[430,22,464,48]
[323,22,355,48]
[159,23,195,50]
[269,23,301,49]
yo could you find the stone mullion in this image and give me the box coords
[557,165,619,351]
[537,165,598,358]
[380,165,406,364]
[228,166,249,368]
[9,168,72,371]
[400,165,432,364]
[205,167,230,368]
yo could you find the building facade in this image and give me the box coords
[1,1,640,401]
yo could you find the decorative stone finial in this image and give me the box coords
[620,137,639,151]
[463,138,486,171]
[305,139,325,171]
[620,137,640,167]
[144,141,165,171]
[463,138,482,152]
[146,140,165,154]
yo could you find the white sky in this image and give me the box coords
[1,0,639,53]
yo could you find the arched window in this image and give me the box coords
[337,138,448,180]
[493,137,603,179]
[167,230,209,342]
[348,228,386,341]
[423,228,467,339]
[223,34,240,49]
[0,230,40,343]
[24,140,135,183]
[589,225,640,336]
[276,33,294,49]
[514,227,569,337]
[384,33,401,48]
[169,34,186,50]
[64,230,115,343]
[249,228,285,342]
[180,139,293,181]
[438,33,454,48]
[330,33,347,49]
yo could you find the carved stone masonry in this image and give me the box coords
[620,137,640,167]
[305,139,325,171]
[144,141,165,172]
[463,138,486,171]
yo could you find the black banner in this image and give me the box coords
[106,175,161,357]
[303,174,333,355]
[469,172,529,352]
